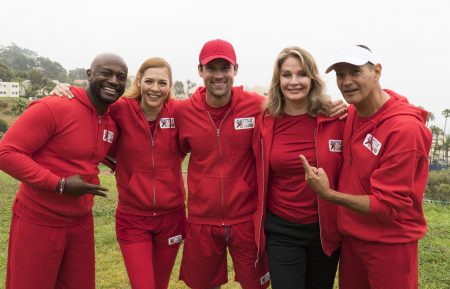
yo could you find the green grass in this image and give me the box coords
[0,170,449,289]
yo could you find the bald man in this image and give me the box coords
[0,53,128,289]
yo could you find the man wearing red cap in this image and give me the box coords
[175,39,270,289]
[300,45,432,289]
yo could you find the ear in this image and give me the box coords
[86,69,92,78]
[198,64,203,78]
[136,75,141,88]
[374,63,382,81]
[234,64,239,76]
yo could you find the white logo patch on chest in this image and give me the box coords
[160,118,175,129]
[363,134,382,155]
[328,139,343,152]
[103,130,114,143]
[234,117,255,130]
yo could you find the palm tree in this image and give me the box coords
[426,111,435,127]
[443,136,450,167]
[430,125,442,164]
[442,109,450,166]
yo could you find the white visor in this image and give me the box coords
[326,45,378,73]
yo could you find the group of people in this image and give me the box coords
[0,39,432,289]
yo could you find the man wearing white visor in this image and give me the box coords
[300,45,432,289]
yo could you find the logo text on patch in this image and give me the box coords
[363,134,382,155]
[234,117,255,130]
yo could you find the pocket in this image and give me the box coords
[155,170,183,209]
[126,172,155,209]
[223,175,256,217]
[189,176,221,219]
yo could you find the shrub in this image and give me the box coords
[0,118,8,132]
[425,168,450,202]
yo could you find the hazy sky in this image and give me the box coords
[2,0,449,127]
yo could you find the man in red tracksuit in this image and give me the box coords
[176,39,270,289]
[301,45,432,289]
[0,53,128,289]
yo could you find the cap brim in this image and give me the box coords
[200,55,236,65]
[325,57,371,73]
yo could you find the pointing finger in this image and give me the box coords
[299,155,314,176]
[86,190,108,198]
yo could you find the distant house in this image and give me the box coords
[0,82,21,97]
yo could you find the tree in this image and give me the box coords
[442,108,450,166]
[174,81,185,97]
[68,68,88,82]
[0,118,8,132]
[0,62,13,81]
[11,98,28,115]
[443,136,450,168]
[426,111,435,127]
[186,79,196,97]
[0,43,37,71]
[430,125,442,164]
[36,56,68,82]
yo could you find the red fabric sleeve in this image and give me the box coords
[368,123,422,222]
[0,102,60,191]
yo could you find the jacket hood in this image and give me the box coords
[348,89,428,131]
[70,86,110,116]
[190,86,244,111]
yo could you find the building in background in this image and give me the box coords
[0,82,20,97]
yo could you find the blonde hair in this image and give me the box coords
[124,57,173,101]
[265,46,330,117]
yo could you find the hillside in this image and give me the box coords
[0,97,29,127]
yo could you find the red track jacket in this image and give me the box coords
[338,89,432,243]
[111,97,185,216]
[253,111,344,262]
[0,87,118,222]
[175,86,263,225]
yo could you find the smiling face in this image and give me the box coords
[87,55,127,107]
[279,56,312,111]
[334,62,380,106]
[198,58,237,100]
[138,67,171,113]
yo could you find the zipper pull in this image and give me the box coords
[98,115,102,124]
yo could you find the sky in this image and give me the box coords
[2,0,449,127]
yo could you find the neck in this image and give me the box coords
[356,88,390,117]
[205,92,232,108]
[86,88,107,114]
[141,102,161,121]
[284,99,308,116]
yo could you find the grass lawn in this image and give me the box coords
[0,170,449,289]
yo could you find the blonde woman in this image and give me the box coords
[253,47,344,289]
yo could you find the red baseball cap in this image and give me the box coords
[199,39,237,65]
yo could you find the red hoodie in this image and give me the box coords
[110,97,185,216]
[253,111,344,262]
[338,89,432,243]
[0,87,118,223]
[175,86,263,225]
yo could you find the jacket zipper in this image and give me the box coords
[255,139,265,267]
[314,124,326,253]
[206,110,231,226]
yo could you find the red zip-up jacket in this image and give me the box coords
[0,87,118,223]
[338,89,432,243]
[175,86,263,225]
[110,97,185,216]
[253,111,344,262]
